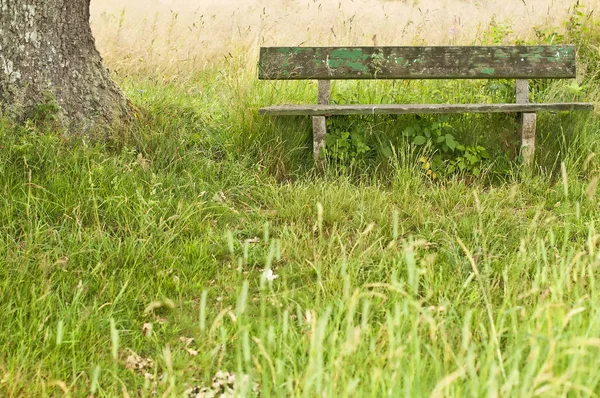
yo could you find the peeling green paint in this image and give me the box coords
[325,48,371,72]
[493,50,511,60]
[344,61,369,73]
[523,53,544,63]
[394,57,411,67]
[315,48,369,73]
[259,46,577,80]
[330,48,369,60]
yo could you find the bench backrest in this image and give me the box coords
[259,46,576,80]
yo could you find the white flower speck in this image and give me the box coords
[263,269,279,281]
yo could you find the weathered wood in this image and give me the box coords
[516,79,537,167]
[259,46,577,80]
[317,79,331,104]
[259,102,593,116]
[520,113,537,166]
[313,80,331,164]
[515,79,529,103]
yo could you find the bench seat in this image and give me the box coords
[259,102,594,116]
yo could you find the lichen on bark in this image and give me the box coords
[0,0,131,132]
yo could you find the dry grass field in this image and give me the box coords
[91,0,600,71]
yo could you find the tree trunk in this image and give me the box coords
[0,0,131,131]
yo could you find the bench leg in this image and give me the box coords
[516,79,536,168]
[520,112,537,167]
[313,116,327,163]
[313,80,331,166]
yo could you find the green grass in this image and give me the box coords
[3,14,600,398]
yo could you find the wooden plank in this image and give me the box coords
[516,79,537,167]
[317,79,331,104]
[515,79,530,103]
[259,102,593,116]
[313,80,330,164]
[259,46,577,80]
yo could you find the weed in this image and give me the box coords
[26,92,61,130]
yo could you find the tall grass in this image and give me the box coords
[1,0,600,396]
[91,0,600,75]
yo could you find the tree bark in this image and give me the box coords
[0,0,131,131]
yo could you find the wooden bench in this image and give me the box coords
[258,46,594,166]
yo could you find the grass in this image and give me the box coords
[3,2,600,397]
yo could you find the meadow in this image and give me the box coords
[2,0,600,396]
